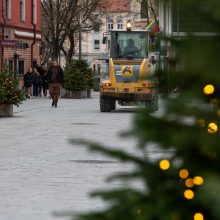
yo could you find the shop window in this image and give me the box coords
[8,60,13,72]
[18,60,24,75]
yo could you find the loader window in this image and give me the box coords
[110,32,148,59]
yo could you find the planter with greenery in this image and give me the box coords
[63,59,95,98]
[0,69,24,117]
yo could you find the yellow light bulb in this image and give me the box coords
[217,110,220,117]
[194,213,204,220]
[137,209,141,214]
[184,189,194,200]
[207,122,218,134]
[185,178,194,188]
[159,160,170,170]
[203,84,215,95]
[179,169,189,179]
[197,119,206,127]
[193,176,204,186]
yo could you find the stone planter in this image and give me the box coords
[0,104,13,117]
[63,89,87,99]
[71,90,87,99]
[60,88,67,98]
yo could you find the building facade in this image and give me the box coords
[0,0,41,76]
[59,0,158,79]
[68,0,146,78]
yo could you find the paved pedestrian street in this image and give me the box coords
[0,92,144,220]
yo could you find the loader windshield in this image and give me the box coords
[110,31,148,59]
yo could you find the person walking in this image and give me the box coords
[42,68,49,97]
[32,68,42,97]
[24,67,34,98]
[36,64,46,96]
[47,60,64,107]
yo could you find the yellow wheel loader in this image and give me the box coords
[100,26,158,112]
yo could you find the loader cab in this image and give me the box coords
[110,30,149,60]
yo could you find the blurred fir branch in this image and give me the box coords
[65,0,220,219]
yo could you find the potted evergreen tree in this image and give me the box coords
[63,59,95,99]
[0,69,24,117]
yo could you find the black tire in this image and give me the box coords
[100,96,112,112]
[110,100,116,111]
[145,88,159,113]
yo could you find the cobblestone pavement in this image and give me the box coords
[0,92,145,220]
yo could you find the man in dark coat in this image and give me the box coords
[36,64,48,97]
[24,67,34,98]
[47,60,64,107]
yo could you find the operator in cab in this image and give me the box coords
[123,38,141,58]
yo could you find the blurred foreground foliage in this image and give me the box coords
[67,0,220,219]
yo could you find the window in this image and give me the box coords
[141,0,148,19]
[110,31,148,59]
[33,0,37,24]
[8,60,13,72]
[5,0,11,19]
[20,0,25,22]
[18,60,24,75]
[93,23,100,33]
[117,19,123,29]
[108,19,114,31]
[94,40,100,50]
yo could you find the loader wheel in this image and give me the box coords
[145,89,159,113]
[110,100,116,111]
[100,97,112,112]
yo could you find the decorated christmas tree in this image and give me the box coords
[68,0,220,219]
[0,69,24,106]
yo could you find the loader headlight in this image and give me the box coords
[105,83,111,86]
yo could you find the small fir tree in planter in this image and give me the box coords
[63,59,95,98]
[0,69,24,116]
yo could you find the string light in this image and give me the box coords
[203,84,214,95]
[185,178,194,188]
[184,189,194,200]
[197,119,206,127]
[194,213,204,220]
[159,160,170,170]
[193,176,204,186]
[179,169,189,179]
[217,110,220,117]
[137,209,141,215]
[207,122,218,134]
